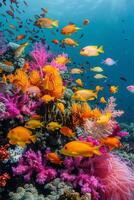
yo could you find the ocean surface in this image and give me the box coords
[1,0,134,122]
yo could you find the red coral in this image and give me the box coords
[0,173,10,187]
[0,144,10,161]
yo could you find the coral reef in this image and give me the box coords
[0,36,133,200]
[9,184,45,200]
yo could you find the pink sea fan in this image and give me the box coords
[30,42,50,76]
[84,118,117,139]
[91,154,134,200]
[104,96,124,117]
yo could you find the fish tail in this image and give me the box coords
[93,146,102,156]
[98,45,104,53]
[90,68,93,71]
[52,20,59,27]
[30,135,37,143]
[76,27,81,30]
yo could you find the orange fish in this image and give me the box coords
[96,85,103,92]
[54,55,70,65]
[61,24,81,35]
[109,86,118,94]
[60,126,75,137]
[75,79,83,87]
[22,62,29,72]
[16,34,26,41]
[41,95,55,103]
[100,97,107,104]
[56,102,65,114]
[31,114,42,120]
[60,141,101,157]
[46,152,63,164]
[7,126,36,147]
[52,39,59,44]
[100,136,122,150]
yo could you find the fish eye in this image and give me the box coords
[65,146,67,150]
[81,49,84,51]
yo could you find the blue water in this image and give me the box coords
[1,0,134,122]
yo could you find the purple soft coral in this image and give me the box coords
[30,42,50,77]
[12,149,57,184]
[60,157,105,200]
[0,92,40,121]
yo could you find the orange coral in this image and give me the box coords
[42,65,64,99]
[29,70,41,86]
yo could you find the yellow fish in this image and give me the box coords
[62,38,79,47]
[70,68,84,74]
[72,89,98,101]
[94,74,107,79]
[34,18,59,28]
[41,95,55,103]
[75,79,83,87]
[56,103,65,114]
[46,122,62,131]
[25,119,44,129]
[90,66,103,72]
[7,126,36,147]
[97,112,112,125]
[80,45,104,57]
[100,97,107,104]
[109,86,118,94]
[60,141,101,157]
[15,42,29,58]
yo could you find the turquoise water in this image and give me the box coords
[1,0,134,122]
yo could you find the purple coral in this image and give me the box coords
[12,149,57,184]
[60,157,105,200]
[30,42,50,77]
[0,92,40,121]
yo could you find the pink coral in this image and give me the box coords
[0,92,40,120]
[104,96,124,117]
[91,154,134,200]
[30,42,50,77]
[12,149,57,184]
[60,157,105,200]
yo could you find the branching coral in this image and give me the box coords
[12,149,57,184]
[60,157,105,200]
[30,42,50,77]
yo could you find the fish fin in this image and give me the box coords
[17,142,26,147]
[93,146,102,156]
[98,45,104,53]
[75,42,79,46]
[30,135,37,143]
[52,20,59,27]
[76,27,81,30]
